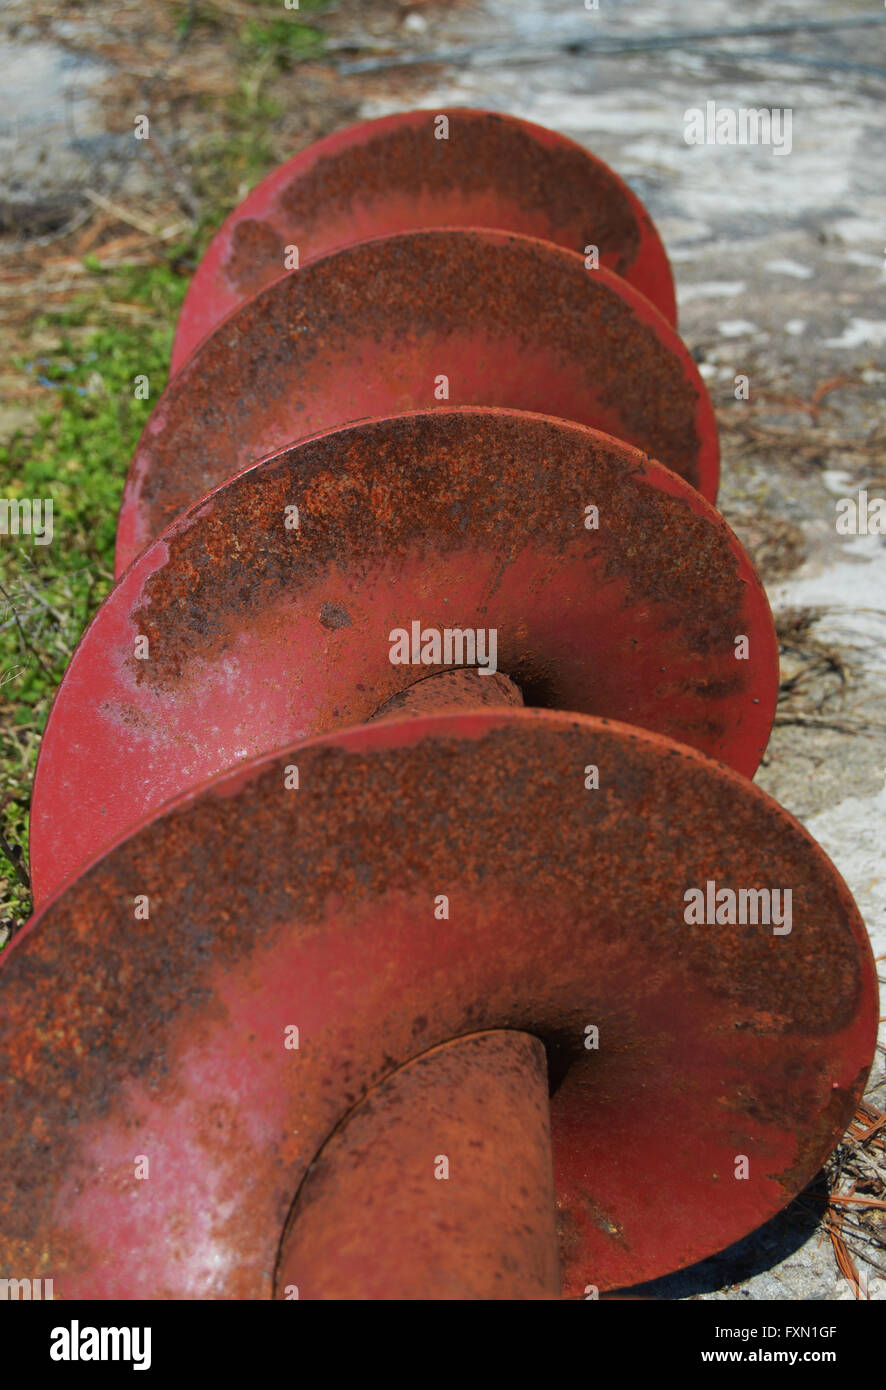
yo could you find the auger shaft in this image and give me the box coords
[282,674,553,1299]
[277,1031,560,1301]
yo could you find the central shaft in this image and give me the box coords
[277,670,556,1300]
[275,1030,561,1300]
[368,667,524,723]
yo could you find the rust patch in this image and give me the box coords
[121,230,713,567]
[129,412,741,690]
[318,601,351,630]
[578,1194,630,1251]
[172,108,676,375]
[224,218,286,298]
[272,111,643,282]
[770,1069,870,1197]
[2,712,876,1295]
[31,409,772,904]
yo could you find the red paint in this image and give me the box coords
[171,108,677,374]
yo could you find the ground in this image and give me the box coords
[1,0,884,1299]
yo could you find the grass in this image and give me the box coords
[0,258,190,939]
[240,13,327,67]
[0,0,337,939]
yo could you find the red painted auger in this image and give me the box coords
[2,110,877,1301]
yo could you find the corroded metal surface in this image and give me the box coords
[2,710,877,1297]
[33,409,774,904]
[276,1031,561,1301]
[116,230,718,574]
[170,107,677,374]
[369,668,524,722]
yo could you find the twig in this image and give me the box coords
[829,1197,886,1211]
[144,134,201,224]
[84,190,165,238]
[0,828,30,893]
[773,714,886,736]
[855,1112,886,1142]
[0,796,31,893]
[832,1232,886,1283]
[824,1205,865,1296]
[0,580,54,681]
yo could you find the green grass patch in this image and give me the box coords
[0,258,190,938]
[240,12,326,69]
[0,0,332,939]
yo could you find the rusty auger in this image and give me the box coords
[1,109,877,1301]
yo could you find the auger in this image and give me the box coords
[0,110,877,1301]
